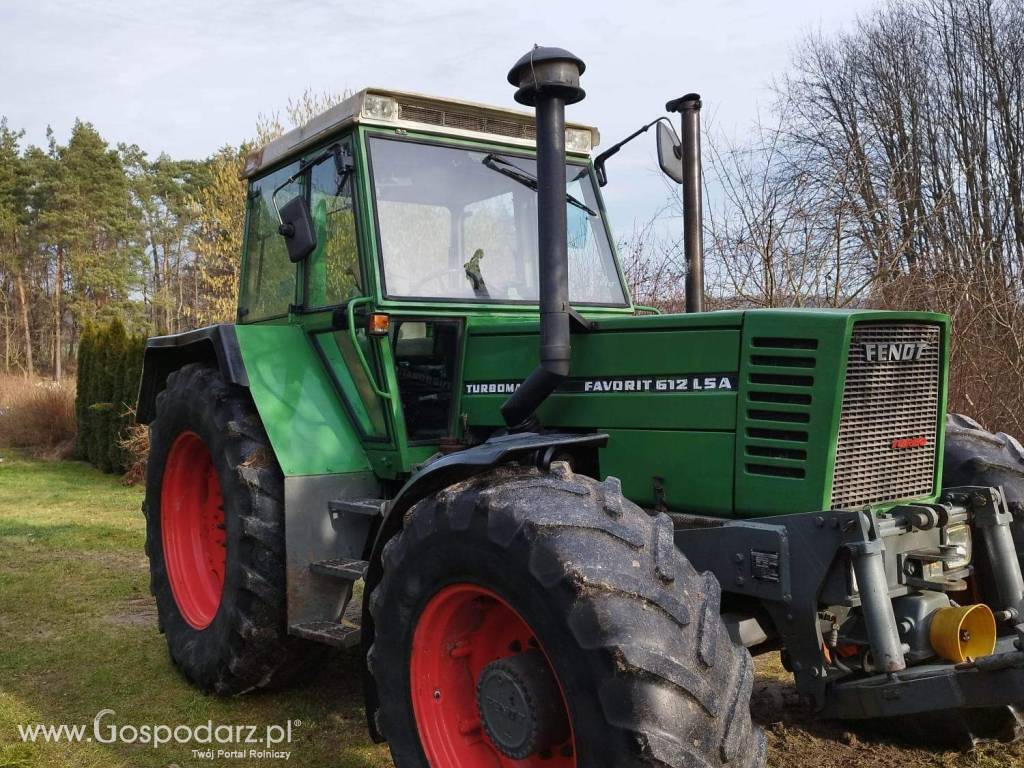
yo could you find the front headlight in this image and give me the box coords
[362,94,400,122]
[565,127,593,153]
[943,522,972,570]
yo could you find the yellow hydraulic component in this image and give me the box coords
[929,604,996,663]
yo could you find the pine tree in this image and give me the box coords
[39,122,141,379]
[0,119,32,375]
[104,318,128,472]
[75,322,94,458]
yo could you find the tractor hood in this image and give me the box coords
[460,308,950,518]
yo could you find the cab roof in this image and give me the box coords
[241,88,601,180]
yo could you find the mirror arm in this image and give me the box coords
[271,143,344,223]
[593,118,663,187]
[593,146,620,187]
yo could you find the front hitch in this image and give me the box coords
[824,633,1024,720]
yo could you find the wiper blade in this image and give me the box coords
[483,155,537,190]
[482,155,597,216]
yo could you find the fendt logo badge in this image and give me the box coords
[891,436,929,450]
[862,341,929,363]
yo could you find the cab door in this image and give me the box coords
[299,139,462,470]
[299,141,396,456]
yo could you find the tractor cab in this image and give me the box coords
[236,89,633,471]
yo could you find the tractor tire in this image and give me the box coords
[367,461,766,768]
[144,363,321,695]
[945,413,1024,515]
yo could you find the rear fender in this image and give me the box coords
[137,325,247,425]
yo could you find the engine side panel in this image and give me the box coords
[461,308,949,519]
[461,313,743,514]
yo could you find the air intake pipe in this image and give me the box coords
[501,46,586,429]
[667,93,704,313]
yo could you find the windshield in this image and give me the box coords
[367,136,628,305]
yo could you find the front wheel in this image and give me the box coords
[368,462,766,768]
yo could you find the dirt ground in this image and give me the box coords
[3,454,1024,768]
[752,653,1024,768]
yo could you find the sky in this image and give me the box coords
[0,0,878,237]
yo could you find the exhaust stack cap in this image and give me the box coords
[508,46,586,107]
[666,93,702,113]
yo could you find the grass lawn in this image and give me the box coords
[2,454,1023,768]
[0,455,391,768]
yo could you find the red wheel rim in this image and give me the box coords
[410,583,577,767]
[161,431,226,630]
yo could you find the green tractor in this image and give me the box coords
[138,47,1024,767]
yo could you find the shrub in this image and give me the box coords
[74,322,95,458]
[118,409,150,486]
[75,319,146,474]
[0,374,77,457]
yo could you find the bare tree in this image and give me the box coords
[626,0,1024,430]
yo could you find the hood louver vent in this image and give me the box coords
[744,337,818,480]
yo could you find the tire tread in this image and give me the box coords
[144,363,324,696]
[367,461,765,768]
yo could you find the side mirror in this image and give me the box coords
[278,196,317,263]
[657,121,684,184]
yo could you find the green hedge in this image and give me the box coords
[75,319,145,473]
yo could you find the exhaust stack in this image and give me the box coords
[501,46,586,429]
[667,93,705,313]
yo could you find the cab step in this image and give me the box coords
[289,620,361,649]
[328,498,387,519]
[310,558,369,581]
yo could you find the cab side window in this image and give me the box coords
[240,163,302,321]
[307,147,362,308]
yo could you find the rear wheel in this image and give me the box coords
[368,461,766,768]
[946,413,1024,559]
[945,413,1024,516]
[145,363,321,694]
[161,431,226,629]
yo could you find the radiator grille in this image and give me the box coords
[831,323,942,509]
